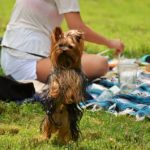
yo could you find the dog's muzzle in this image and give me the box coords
[59,45,70,51]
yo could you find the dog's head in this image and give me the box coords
[50,27,84,69]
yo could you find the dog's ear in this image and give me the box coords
[75,32,84,43]
[51,27,63,44]
[54,27,63,41]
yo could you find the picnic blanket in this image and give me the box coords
[0,70,149,121]
[80,74,150,121]
[21,70,150,121]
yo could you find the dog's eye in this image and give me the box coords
[68,45,73,49]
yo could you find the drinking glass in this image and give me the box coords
[118,63,138,94]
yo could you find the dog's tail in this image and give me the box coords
[67,103,83,141]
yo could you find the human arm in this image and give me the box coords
[64,12,124,54]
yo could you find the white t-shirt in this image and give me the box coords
[1,0,80,59]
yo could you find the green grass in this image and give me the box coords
[0,0,150,57]
[0,0,150,149]
[0,101,150,150]
[0,0,15,36]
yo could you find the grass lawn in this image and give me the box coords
[0,102,150,150]
[0,0,150,149]
[0,0,150,57]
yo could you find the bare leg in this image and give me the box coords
[36,54,108,82]
[36,58,52,82]
[81,53,109,79]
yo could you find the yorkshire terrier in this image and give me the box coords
[41,27,87,144]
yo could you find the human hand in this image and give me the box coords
[107,39,124,55]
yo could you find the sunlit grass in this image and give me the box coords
[0,0,150,149]
[79,0,150,57]
[0,101,150,149]
[0,0,150,57]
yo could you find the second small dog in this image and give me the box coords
[41,27,87,144]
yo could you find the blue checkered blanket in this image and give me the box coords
[80,78,150,121]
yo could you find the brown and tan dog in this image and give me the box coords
[41,27,86,144]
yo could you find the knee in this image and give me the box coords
[82,54,109,79]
